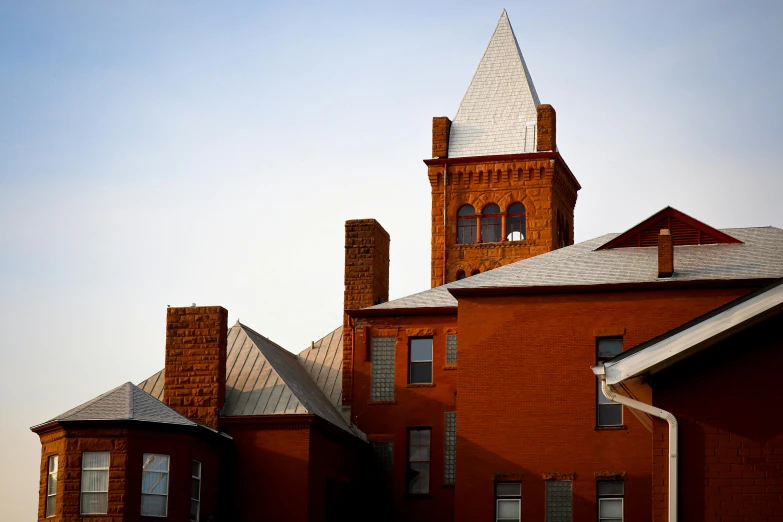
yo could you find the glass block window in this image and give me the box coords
[407,429,431,494]
[446,334,458,364]
[371,337,396,401]
[496,482,521,522]
[141,453,170,517]
[80,452,109,515]
[190,461,201,522]
[46,455,58,518]
[444,412,456,484]
[545,480,572,521]
[597,338,623,426]
[598,481,624,521]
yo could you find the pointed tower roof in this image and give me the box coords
[448,10,541,158]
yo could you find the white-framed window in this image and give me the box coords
[409,338,433,384]
[80,451,109,515]
[598,481,624,521]
[190,461,202,522]
[45,455,58,518]
[597,338,623,426]
[141,453,170,517]
[496,482,522,522]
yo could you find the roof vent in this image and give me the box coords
[658,229,673,278]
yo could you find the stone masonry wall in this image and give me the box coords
[164,306,228,429]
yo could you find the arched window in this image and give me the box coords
[456,270,466,280]
[481,204,502,243]
[506,202,526,241]
[457,205,477,244]
[471,269,480,276]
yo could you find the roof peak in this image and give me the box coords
[448,10,541,158]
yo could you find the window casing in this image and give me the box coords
[46,455,58,518]
[597,338,623,426]
[545,480,572,521]
[141,453,170,517]
[190,461,202,522]
[506,202,527,241]
[495,482,522,522]
[409,338,433,384]
[80,452,109,515]
[481,203,502,243]
[598,481,624,521]
[407,429,431,494]
[457,205,477,244]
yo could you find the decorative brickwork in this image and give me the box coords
[343,219,390,406]
[536,104,556,152]
[432,117,451,158]
[164,306,228,429]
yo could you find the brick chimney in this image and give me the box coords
[164,306,228,429]
[658,229,674,278]
[432,116,451,159]
[536,104,556,152]
[342,219,390,408]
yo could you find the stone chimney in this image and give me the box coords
[342,219,390,408]
[658,229,674,278]
[432,116,451,159]
[164,306,228,429]
[536,104,556,152]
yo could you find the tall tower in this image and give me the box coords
[428,10,581,287]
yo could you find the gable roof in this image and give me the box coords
[139,323,352,433]
[33,382,198,430]
[598,207,742,250]
[360,226,783,313]
[296,326,343,409]
[601,278,783,385]
[448,10,541,158]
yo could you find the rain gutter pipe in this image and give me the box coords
[592,367,678,522]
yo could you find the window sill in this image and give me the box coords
[368,400,397,405]
[443,364,457,371]
[406,383,435,388]
[594,425,628,431]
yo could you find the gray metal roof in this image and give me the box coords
[367,226,783,311]
[35,382,197,428]
[296,326,343,409]
[448,9,541,158]
[139,323,352,433]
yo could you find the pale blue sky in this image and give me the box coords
[1,1,782,518]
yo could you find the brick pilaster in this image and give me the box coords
[536,104,556,152]
[432,116,452,158]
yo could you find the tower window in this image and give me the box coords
[457,205,477,244]
[481,203,502,243]
[506,202,526,241]
[456,270,466,280]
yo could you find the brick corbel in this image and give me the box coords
[543,472,575,481]
[406,328,436,337]
[594,470,627,480]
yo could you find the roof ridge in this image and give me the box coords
[238,322,298,359]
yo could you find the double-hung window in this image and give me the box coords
[597,338,623,426]
[409,338,433,384]
[80,452,109,515]
[191,461,202,522]
[45,455,58,518]
[598,481,624,521]
[141,453,170,517]
[495,482,522,522]
[407,428,431,494]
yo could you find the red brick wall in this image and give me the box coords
[350,314,458,522]
[164,306,228,429]
[34,423,223,522]
[536,104,556,152]
[651,311,783,521]
[455,286,755,522]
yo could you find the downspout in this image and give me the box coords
[594,369,678,522]
[442,163,448,286]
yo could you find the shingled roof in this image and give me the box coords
[448,9,541,158]
[364,225,783,312]
[32,382,197,430]
[139,323,352,434]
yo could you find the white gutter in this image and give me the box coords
[593,366,678,522]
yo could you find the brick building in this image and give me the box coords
[32,10,783,522]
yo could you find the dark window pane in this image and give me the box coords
[597,338,623,359]
[496,482,522,496]
[598,403,623,426]
[458,204,475,216]
[483,203,500,214]
[508,202,526,214]
[410,339,432,361]
[410,362,432,383]
[457,271,466,280]
[598,481,624,496]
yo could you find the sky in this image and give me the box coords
[1,0,781,518]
